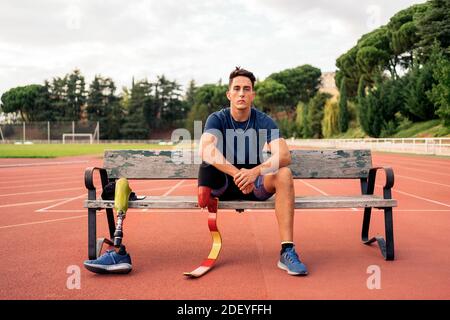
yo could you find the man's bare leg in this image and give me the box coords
[263,167,295,242]
[263,167,307,275]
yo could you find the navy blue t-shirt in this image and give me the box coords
[203,107,281,169]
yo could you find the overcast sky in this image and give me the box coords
[0,0,426,96]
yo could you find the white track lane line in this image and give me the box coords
[0,213,103,230]
[36,194,87,212]
[389,187,450,208]
[162,180,185,196]
[395,174,450,188]
[300,180,358,211]
[0,160,89,168]
[37,210,85,212]
[141,180,185,212]
[2,208,449,230]
[35,183,196,213]
[382,165,450,177]
[0,187,83,197]
[375,156,450,167]
[0,180,82,190]
[373,184,450,208]
[0,198,72,208]
[0,174,83,185]
[137,182,196,193]
[299,180,328,195]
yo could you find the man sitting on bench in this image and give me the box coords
[198,67,307,276]
[83,67,308,276]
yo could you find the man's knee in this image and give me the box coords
[276,167,293,182]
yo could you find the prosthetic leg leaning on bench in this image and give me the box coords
[83,178,133,274]
[83,178,222,277]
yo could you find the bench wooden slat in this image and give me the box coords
[104,149,372,179]
[85,195,396,210]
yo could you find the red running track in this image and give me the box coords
[0,152,449,299]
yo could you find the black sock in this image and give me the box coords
[280,242,294,254]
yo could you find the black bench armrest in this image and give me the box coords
[84,167,109,200]
[366,166,395,198]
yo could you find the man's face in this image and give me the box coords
[226,76,255,110]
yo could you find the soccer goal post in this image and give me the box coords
[62,133,93,144]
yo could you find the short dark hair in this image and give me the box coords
[229,67,256,89]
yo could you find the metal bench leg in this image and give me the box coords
[106,208,115,240]
[184,197,222,278]
[88,208,97,260]
[89,207,115,259]
[384,207,395,260]
[361,207,395,261]
[361,207,372,243]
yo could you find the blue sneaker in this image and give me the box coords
[278,246,308,276]
[84,249,132,274]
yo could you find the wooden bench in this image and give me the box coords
[84,149,397,264]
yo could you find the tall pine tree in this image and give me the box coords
[338,79,349,133]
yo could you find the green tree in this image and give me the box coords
[305,92,331,138]
[268,65,322,111]
[402,61,437,121]
[295,101,306,137]
[185,79,197,109]
[301,102,310,138]
[428,53,450,125]
[150,75,186,128]
[184,82,228,134]
[106,99,123,139]
[336,47,360,97]
[359,77,404,137]
[254,78,288,114]
[356,27,392,78]
[66,69,86,120]
[336,2,429,98]
[322,99,339,138]
[195,83,228,114]
[338,79,349,133]
[121,80,151,139]
[417,0,450,59]
[358,76,372,135]
[388,4,428,69]
[0,84,51,122]
[87,75,122,139]
[48,76,69,120]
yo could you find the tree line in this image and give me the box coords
[336,0,450,137]
[0,65,324,139]
[0,70,188,139]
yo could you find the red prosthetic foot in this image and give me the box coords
[185,187,221,278]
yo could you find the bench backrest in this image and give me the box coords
[103,149,372,180]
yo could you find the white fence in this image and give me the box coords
[288,138,450,156]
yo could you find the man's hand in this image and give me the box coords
[234,167,260,191]
[241,183,255,194]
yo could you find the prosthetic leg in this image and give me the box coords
[95,177,132,258]
[184,186,222,278]
[113,178,132,247]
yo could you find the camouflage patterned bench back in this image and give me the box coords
[103,149,372,180]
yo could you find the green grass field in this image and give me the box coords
[0,143,176,158]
